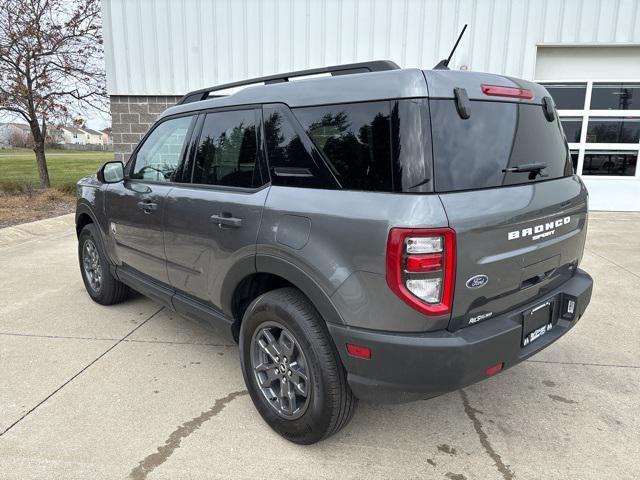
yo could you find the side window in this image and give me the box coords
[293,101,392,192]
[131,116,193,181]
[192,109,261,188]
[263,104,337,189]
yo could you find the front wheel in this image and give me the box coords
[78,224,129,305]
[239,288,357,444]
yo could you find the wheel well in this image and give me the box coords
[76,213,94,237]
[230,273,294,341]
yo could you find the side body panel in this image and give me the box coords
[104,180,173,283]
[76,175,109,240]
[163,184,269,308]
[257,187,450,332]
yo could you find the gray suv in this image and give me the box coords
[76,61,593,444]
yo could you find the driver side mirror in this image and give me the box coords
[97,161,124,183]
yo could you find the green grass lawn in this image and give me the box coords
[0,148,113,192]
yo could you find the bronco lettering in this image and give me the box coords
[508,216,571,241]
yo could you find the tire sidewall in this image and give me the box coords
[78,224,111,303]
[239,291,338,444]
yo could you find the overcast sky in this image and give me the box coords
[0,109,110,130]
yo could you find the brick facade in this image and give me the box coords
[110,95,182,162]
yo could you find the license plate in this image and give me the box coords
[522,301,553,347]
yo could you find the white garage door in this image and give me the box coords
[536,47,640,212]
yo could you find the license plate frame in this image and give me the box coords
[522,300,553,347]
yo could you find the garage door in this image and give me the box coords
[536,47,640,212]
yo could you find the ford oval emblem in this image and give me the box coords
[466,274,488,289]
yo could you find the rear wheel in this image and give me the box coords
[239,287,357,444]
[78,224,129,305]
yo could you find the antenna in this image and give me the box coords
[433,24,468,70]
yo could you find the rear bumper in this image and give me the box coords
[328,269,593,404]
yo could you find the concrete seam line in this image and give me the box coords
[459,389,515,480]
[128,390,249,480]
[0,306,165,438]
[0,331,235,347]
[526,359,640,369]
[585,248,640,281]
[0,232,75,251]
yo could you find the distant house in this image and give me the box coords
[58,126,87,145]
[56,126,103,145]
[0,122,32,147]
[101,128,113,146]
[81,127,105,146]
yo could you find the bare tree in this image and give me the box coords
[0,0,105,187]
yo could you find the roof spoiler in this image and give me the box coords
[176,60,401,105]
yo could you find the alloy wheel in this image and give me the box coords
[82,239,102,293]
[250,322,311,419]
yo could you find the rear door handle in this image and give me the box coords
[137,201,157,213]
[210,213,242,228]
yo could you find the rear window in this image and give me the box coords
[430,100,573,192]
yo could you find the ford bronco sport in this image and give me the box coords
[76,60,593,444]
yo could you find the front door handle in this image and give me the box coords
[137,201,158,213]
[210,213,242,228]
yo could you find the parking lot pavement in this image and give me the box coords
[0,212,639,480]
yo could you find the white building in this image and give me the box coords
[80,127,106,145]
[103,0,640,211]
[0,122,32,147]
[54,126,106,145]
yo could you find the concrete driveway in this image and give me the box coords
[1,212,639,480]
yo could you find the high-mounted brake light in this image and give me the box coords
[386,228,456,316]
[481,84,534,100]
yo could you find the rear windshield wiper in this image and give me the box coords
[502,162,547,173]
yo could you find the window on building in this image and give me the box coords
[582,151,637,176]
[131,116,192,181]
[192,109,261,188]
[293,101,392,192]
[586,117,640,143]
[541,80,640,178]
[591,83,640,110]
[541,83,587,110]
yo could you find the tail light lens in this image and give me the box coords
[481,84,534,100]
[386,228,456,316]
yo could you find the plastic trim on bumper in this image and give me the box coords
[327,269,593,404]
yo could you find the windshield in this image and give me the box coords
[430,99,573,192]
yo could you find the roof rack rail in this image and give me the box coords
[176,60,401,105]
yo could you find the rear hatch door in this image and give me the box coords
[425,71,589,331]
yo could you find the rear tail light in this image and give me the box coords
[481,84,534,100]
[386,228,456,316]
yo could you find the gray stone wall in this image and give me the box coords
[110,95,182,162]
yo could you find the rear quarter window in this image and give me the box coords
[430,100,572,192]
[263,104,338,189]
[293,102,393,192]
[292,99,433,193]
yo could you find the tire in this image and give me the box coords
[78,223,129,305]
[239,287,357,444]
